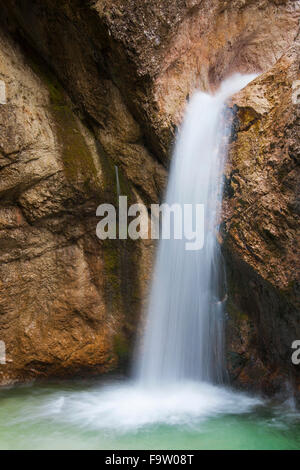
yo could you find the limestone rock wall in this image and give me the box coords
[0,0,299,392]
[223,40,300,395]
[0,28,161,385]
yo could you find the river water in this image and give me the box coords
[0,379,299,450]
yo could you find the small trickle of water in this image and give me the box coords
[115,165,121,198]
[136,74,256,386]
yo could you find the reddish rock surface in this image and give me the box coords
[0,0,299,392]
[223,40,300,395]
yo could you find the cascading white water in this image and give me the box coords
[7,75,266,438]
[136,74,256,386]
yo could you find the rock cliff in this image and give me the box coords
[223,40,300,395]
[0,25,163,384]
[0,0,299,393]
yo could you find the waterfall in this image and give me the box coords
[136,74,256,386]
[13,74,265,438]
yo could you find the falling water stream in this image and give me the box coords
[137,74,256,385]
[0,75,300,449]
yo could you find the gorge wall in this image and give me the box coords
[0,0,299,395]
[224,42,300,395]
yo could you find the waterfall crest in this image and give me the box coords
[136,74,256,386]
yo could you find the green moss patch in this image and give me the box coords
[29,55,99,188]
[113,333,130,369]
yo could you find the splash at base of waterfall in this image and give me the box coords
[2,379,300,450]
[52,382,262,431]
[10,380,262,432]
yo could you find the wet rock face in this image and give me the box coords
[1,0,299,165]
[97,0,299,162]
[223,42,300,396]
[0,29,159,385]
[0,0,299,390]
[0,30,113,383]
